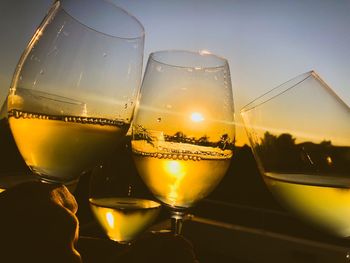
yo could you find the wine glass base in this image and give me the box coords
[170,210,187,235]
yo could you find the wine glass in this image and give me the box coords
[89,136,162,245]
[240,71,350,237]
[131,50,235,235]
[6,0,144,188]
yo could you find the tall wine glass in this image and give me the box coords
[89,136,161,245]
[6,0,144,187]
[131,50,235,234]
[241,71,350,237]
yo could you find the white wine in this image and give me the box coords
[89,197,161,243]
[264,173,350,237]
[0,102,33,192]
[132,140,233,208]
[8,109,129,183]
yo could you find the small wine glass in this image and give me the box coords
[6,0,144,187]
[241,71,350,237]
[131,50,235,234]
[89,136,162,245]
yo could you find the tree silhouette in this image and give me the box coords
[217,133,232,150]
[256,131,350,176]
[198,135,210,146]
[173,131,186,143]
[132,125,154,146]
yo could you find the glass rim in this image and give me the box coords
[149,49,228,70]
[60,0,145,40]
[240,70,317,113]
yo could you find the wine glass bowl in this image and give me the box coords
[241,71,350,236]
[131,50,235,233]
[89,138,161,244]
[7,0,144,186]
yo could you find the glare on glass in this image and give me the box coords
[6,0,144,186]
[131,50,235,234]
[241,71,350,237]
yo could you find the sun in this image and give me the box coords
[190,112,204,122]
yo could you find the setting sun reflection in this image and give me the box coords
[164,160,186,206]
[166,160,184,177]
[106,212,115,229]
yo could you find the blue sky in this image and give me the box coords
[0,0,349,145]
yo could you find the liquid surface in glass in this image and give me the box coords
[89,197,161,243]
[265,172,350,237]
[9,110,128,183]
[132,139,232,208]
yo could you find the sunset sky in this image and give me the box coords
[0,0,349,145]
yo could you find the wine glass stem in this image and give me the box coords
[170,210,186,235]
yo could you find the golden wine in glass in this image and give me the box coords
[241,71,350,237]
[7,0,144,187]
[89,137,161,244]
[131,50,235,234]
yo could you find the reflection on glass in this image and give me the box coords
[6,0,144,185]
[131,50,235,234]
[241,71,350,236]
